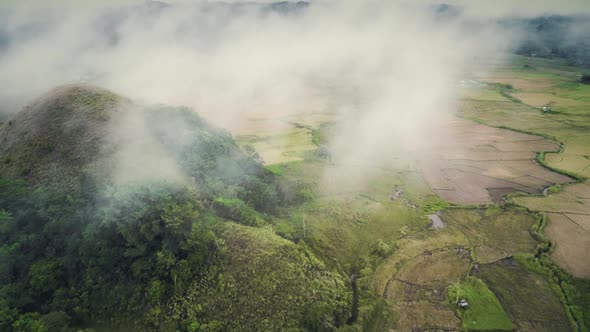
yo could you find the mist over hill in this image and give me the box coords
[0,84,346,331]
[1,1,590,331]
[510,15,590,67]
[434,3,590,66]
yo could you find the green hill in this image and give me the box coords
[0,85,350,331]
[0,85,124,192]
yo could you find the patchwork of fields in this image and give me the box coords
[463,56,590,281]
[229,55,590,331]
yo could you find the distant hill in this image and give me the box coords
[433,3,590,67]
[510,15,590,67]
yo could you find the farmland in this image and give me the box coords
[231,55,590,331]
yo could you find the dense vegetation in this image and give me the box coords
[506,15,590,67]
[0,86,352,331]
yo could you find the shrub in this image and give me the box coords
[213,197,263,226]
[370,239,394,258]
[39,312,70,332]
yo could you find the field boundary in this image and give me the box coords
[462,115,586,332]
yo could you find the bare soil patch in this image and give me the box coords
[481,76,554,91]
[392,302,461,332]
[386,279,447,303]
[513,92,580,109]
[545,212,590,278]
[396,249,471,288]
[413,118,570,204]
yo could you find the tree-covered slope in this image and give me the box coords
[0,85,350,331]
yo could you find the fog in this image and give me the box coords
[108,104,189,185]
[450,0,590,18]
[0,0,583,186]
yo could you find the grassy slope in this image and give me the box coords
[265,154,434,329]
[270,159,550,331]
[177,222,351,331]
[0,85,123,192]
[447,276,514,331]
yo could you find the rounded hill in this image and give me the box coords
[0,84,126,191]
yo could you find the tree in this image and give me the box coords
[39,312,70,332]
[12,313,45,332]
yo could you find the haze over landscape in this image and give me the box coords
[0,1,589,331]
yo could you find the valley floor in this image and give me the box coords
[234,55,590,331]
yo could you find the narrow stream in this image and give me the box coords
[347,272,359,325]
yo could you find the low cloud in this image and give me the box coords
[0,0,573,186]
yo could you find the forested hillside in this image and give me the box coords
[0,85,351,331]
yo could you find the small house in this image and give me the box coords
[458,299,469,308]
